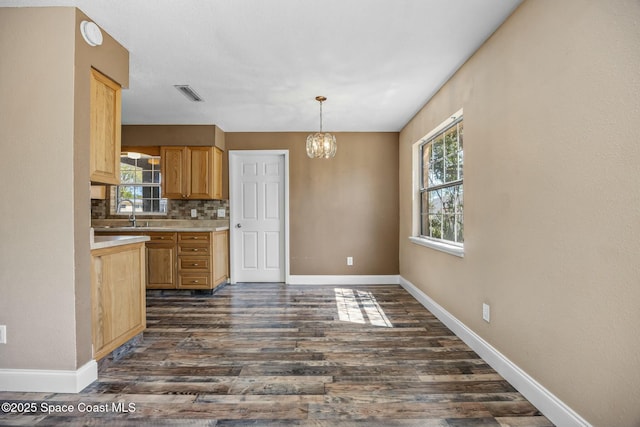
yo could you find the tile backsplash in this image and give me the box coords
[91,197,229,220]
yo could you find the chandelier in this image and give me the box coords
[306,96,337,159]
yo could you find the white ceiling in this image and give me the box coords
[1,0,522,131]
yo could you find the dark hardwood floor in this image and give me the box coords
[0,283,553,426]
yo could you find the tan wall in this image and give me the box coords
[0,7,77,370]
[227,132,399,275]
[398,1,640,426]
[73,9,129,368]
[0,7,128,372]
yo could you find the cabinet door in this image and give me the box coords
[91,243,146,360]
[213,147,223,200]
[90,68,121,185]
[213,230,229,287]
[146,243,176,289]
[161,146,187,199]
[189,147,214,199]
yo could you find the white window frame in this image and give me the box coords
[410,108,464,257]
[112,154,168,216]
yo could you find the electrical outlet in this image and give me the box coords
[0,325,6,344]
[482,303,491,323]
[217,208,226,218]
[190,209,198,218]
[347,256,353,266]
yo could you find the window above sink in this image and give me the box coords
[111,151,167,216]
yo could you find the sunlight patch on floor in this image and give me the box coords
[334,288,393,327]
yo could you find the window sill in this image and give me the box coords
[409,236,464,258]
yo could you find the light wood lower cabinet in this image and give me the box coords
[178,232,212,289]
[146,233,177,289]
[213,230,229,286]
[176,231,228,289]
[91,242,146,361]
[96,230,229,290]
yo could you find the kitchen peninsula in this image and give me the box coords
[90,234,149,360]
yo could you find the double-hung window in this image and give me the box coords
[413,111,463,255]
[115,152,167,215]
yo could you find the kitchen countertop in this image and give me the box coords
[94,226,230,232]
[92,219,230,233]
[91,235,151,250]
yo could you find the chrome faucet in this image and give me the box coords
[117,199,137,227]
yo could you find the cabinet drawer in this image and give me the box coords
[179,257,210,271]
[178,274,210,289]
[178,244,210,255]
[179,232,211,242]
[147,232,177,242]
[146,239,175,249]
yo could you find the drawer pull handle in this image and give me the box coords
[192,280,199,283]
[192,263,199,266]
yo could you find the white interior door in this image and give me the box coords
[229,151,288,283]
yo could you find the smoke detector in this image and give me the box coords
[80,20,103,47]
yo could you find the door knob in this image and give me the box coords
[236,224,242,228]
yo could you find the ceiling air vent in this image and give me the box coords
[174,85,204,102]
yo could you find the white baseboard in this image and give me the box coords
[399,276,591,427]
[288,275,400,285]
[0,360,97,393]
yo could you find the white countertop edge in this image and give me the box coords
[94,226,230,232]
[91,235,151,250]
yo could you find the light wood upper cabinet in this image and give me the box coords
[90,68,121,185]
[161,146,223,199]
[213,146,223,200]
[161,147,187,199]
[189,147,214,199]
